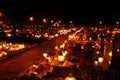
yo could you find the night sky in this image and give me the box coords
[0,0,120,25]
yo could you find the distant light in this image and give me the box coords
[96,51,100,54]
[98,57,104,63]
[99,21,102,24]
[58,20,61,23]
[116,21,119,25]
[55,45,59,50]
[94,61,98,66]
[117,49,120,52]
[43,53,48,58]
[69,20,73,24]
[29,16,34,21]
[43,18,46,23]
[108,61,111,64]
[51,20,54,23]
[108,51,112,57]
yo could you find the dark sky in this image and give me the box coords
[0,0,120,25]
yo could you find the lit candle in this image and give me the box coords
[98,57,103,63]
[43,53,48,58]
[58,55,65,62]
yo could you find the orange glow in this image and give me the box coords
[51,20,54,23]
[0,45,2,49]
[108,61,111,64]
[29,16,34,21]
[58,20,61,23]
[98,57,104,63]
[69,20,73,24]
[99,21,102,24]
[0,12,2,17]
[0,21,3,24]
[60,43,65,49]
[117,49,120,52]
[43,53,48,58]
[94,61,98,66]
[58,55,65,62]
[96,51,100,54]
[62,50,68,56]
[65,73,76,80]
[116,21,119,25]
[43,18,46,23]
[55,45,59,50]
[108,51,112,57]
